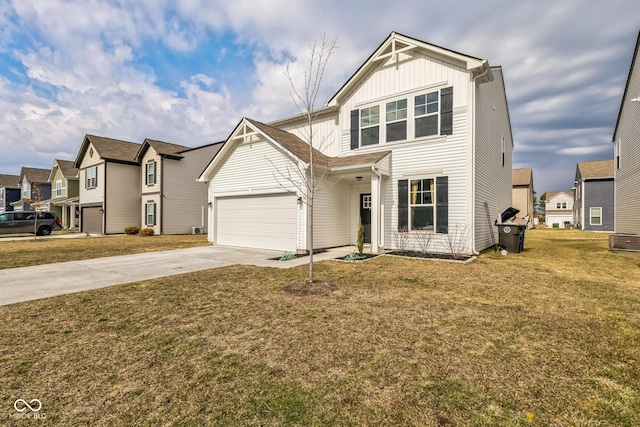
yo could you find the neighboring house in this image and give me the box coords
[10,167,52,212]
[135,138,223,235]
[0,174,21,212]
[573,160,614,231]
[43,159,80,229]
[612,30,640,235]
[73,134,141,234]
[198,32,513,255]
[512,168,535,229]
[544,191,574,228]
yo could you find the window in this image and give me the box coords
[556,202,561,209]
[362,194,372,209]
[386,99,407,142]
[414,91,439,137]
[615,140,621,169]
[22,181,29,198]
[55,180,62,197]
[501,135,506,167]
[409,179,435,230]
[0,187,4,203]
[590,207,602,225]
[360,106,380,146]
[562,202,567,209]
[145,202,156,226]
[85,167,97,189]
[146,161,157,185]
[398,176,448,234]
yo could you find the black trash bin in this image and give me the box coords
[496,207,527,253]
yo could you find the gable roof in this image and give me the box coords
[21,167,51,184]
[512,168,533,187]
[51,159,79,181]
[0,174,20,188]
[576,159,614,180]
[613,30,640,141]
[545,190,574,201]
[74,134,141,168]
[328,31,492,106]
[198,117,391,182]
[136,138,191,162]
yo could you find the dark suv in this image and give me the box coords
[0,211,62,236]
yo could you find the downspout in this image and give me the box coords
[470,64,490,255]
[371,165,382,250]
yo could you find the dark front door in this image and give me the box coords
[360,193,371,244]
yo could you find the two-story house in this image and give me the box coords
[43,159,79,229]
[0,174,21,212]
[573,160,614,231]
[612,31,640,236]
[512,168,535,229]
[544,191,574,228]
[73,134,141,234]
[198,32,513,255]
[10,167,52,212]
[136,138,223,235]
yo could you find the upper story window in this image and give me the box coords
[146,161,157,186]
[414,92,439,138]
[501,135,506,167]
[86,166,97,189]
[55,180,63,197]
[556,202,567,209]
[350,86,453,150]
[386,99,407,142]
[22,180,30,198]
[615,140,621,169]
[360,106,380,146]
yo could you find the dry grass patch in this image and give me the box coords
[1,229,639,425]
[0,234,209,269]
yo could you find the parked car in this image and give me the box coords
[0,211,62,236]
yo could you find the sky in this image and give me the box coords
[0,0,639,196]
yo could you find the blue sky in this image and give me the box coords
[1,0,639,195]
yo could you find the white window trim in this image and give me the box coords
[86,167,97,189]
[145,202,156,226]
[146,161,156,186]
[409,177,436,231]
[590,207,602,225]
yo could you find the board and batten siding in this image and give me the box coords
[474,67,513,251]
[162,144,219,235]
[280,114,342,158]
[382,111,470,253]
[614,45,640,234]
[105,162,141,234]
[208,138,303,247]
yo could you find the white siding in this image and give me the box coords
[474,68,513,251]
[313,179,351,248]
[280,114,341,158]
[78,163,105,205]
[141,148,160,196]
[105,162,141,234]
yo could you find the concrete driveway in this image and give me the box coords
[0,245,349,306]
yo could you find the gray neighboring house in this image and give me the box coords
[0,174,21,212]
[573,160,614,231]
[613,30,640,235]
[73,134,142,234]
[135,138,223,235]
[10,167,52,212]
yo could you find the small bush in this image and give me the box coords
[279,251,296,261]
[139,227,155,237]
[124,225,140,235]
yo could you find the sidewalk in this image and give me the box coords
[0,245,349,306]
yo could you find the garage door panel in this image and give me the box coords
[217,194,297,251]
[82,207,102,234]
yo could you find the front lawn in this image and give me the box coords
[1,229,639,425]
[0,234,209,269]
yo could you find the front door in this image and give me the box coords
[360,193,372,244]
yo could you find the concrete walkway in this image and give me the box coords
[0,245,350,306]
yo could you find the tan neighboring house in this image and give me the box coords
[73,135,141,234]
[43,159,79,228]
[10,167,52,212]
[512,168,534,229]
[544,190,574,228]
[612,31,640,235]
[135,139,223,235]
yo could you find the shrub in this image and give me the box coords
[124,225,140,235]
[357,219,365,253]
[139,227,155,237]
[279,251,296,261]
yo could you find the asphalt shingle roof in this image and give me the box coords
[21,167,51,183]
[85,134,141,163]
[512,168,533,186]
[577,159,614,179]
[0,174,20,188]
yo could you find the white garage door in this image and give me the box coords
[216,193,297,251]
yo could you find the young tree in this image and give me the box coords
[282,35,338,283]
[25,182,44,240]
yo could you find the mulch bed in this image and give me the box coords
[269,249,326,261]
[333,253,381,262]
[387,251,475,263]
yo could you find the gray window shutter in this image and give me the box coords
[436,176,448,233]
[398,180,408,230]
[440,87,453,135]
[145,164,148,185]
[153,161,157,185]
[350,110,359,150]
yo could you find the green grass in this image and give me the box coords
[0,229,639,425]
[0,234,209,269]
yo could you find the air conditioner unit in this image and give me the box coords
[192,226,204,235]
[609,234,640,252]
